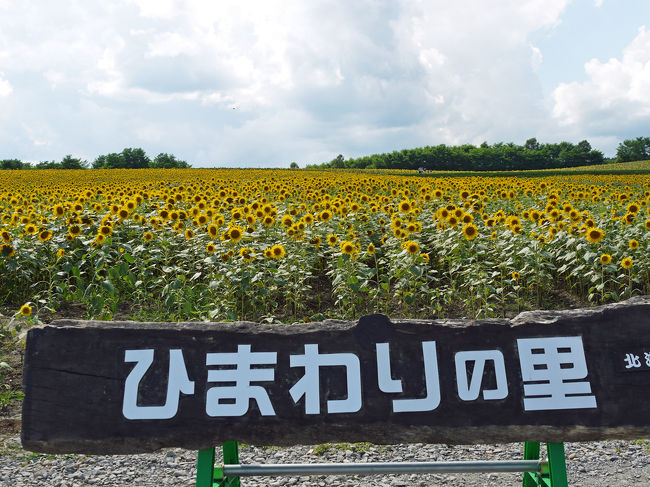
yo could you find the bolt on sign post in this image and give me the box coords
[21,297,650,486]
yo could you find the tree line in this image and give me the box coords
[0,148,191,170]
[308,137,650,171]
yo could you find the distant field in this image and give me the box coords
[348,159,650,178]
[1,168,649,325]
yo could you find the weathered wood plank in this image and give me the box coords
[22,297,650,454]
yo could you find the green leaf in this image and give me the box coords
[101,280,115,296]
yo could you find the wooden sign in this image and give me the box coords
[22,297,650,454]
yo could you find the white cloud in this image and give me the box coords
[0,73,11,97]
[530,45,543,70]
[552,26,650,130]
[0,0,597,165]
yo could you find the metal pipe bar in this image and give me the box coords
[222,460,542,477]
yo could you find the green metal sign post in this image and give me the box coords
[195,440,568,487]
[523,441,568,487]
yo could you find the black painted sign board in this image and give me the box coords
[22,297,650,454]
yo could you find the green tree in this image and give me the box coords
[330,154,345,168]
[35,160,60,169]
[93,148,151,169]
[93,153,122,169]
[0,159,25,170]
[151,153,190,168]
[616,137,650,162]
[121,148,150,169]
[289,162,299,169]
[60,154,87,169]
[524,138,540,151]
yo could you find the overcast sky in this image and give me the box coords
[1,0,649,167]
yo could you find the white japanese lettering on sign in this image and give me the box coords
[205,344,277,417]
[376,341,441,412]
[289,344,362,414]
[624,353,641,368]
[517,337,597,411]
[121,334,600,420]
[454,350,508,401]
[122,349,195,420]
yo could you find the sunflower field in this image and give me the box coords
[1,168,649,323]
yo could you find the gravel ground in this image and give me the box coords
[1,435,648,487]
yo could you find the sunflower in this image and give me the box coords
[184,228,195,240]
[281,215,293,227]
[239,246,255,262]
[645,219,650,231]
[227,226,244,243]
[0,229,10,242]
[143,231,154,242]
[319,210,332,222]
[263,216,275,227]
[53,204,65,217]
[512,271,520,280]
[206,224,219,238]
[600,253,612,265]
[24,224,37,235]
[629,239,639,250]
[99,225,113,237]
[327,233,338,246]
[404,240,419,255]
[95,234,106,244]
[118,208,129,219]
[20,304,32,317]
[38,229,52,242]
[1,244,15,257]
[420,253,429,263]
[367,243,376,255]
[398,200,412,213]
[340,240,357,255]
[271,244,286,259]
[585,228,605,244]
[56,248,65,260]
[462,223,478,241]
[264,248,273,258]
[621,257,633,269]
[206,242,216,254]
[623,212,635,224]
